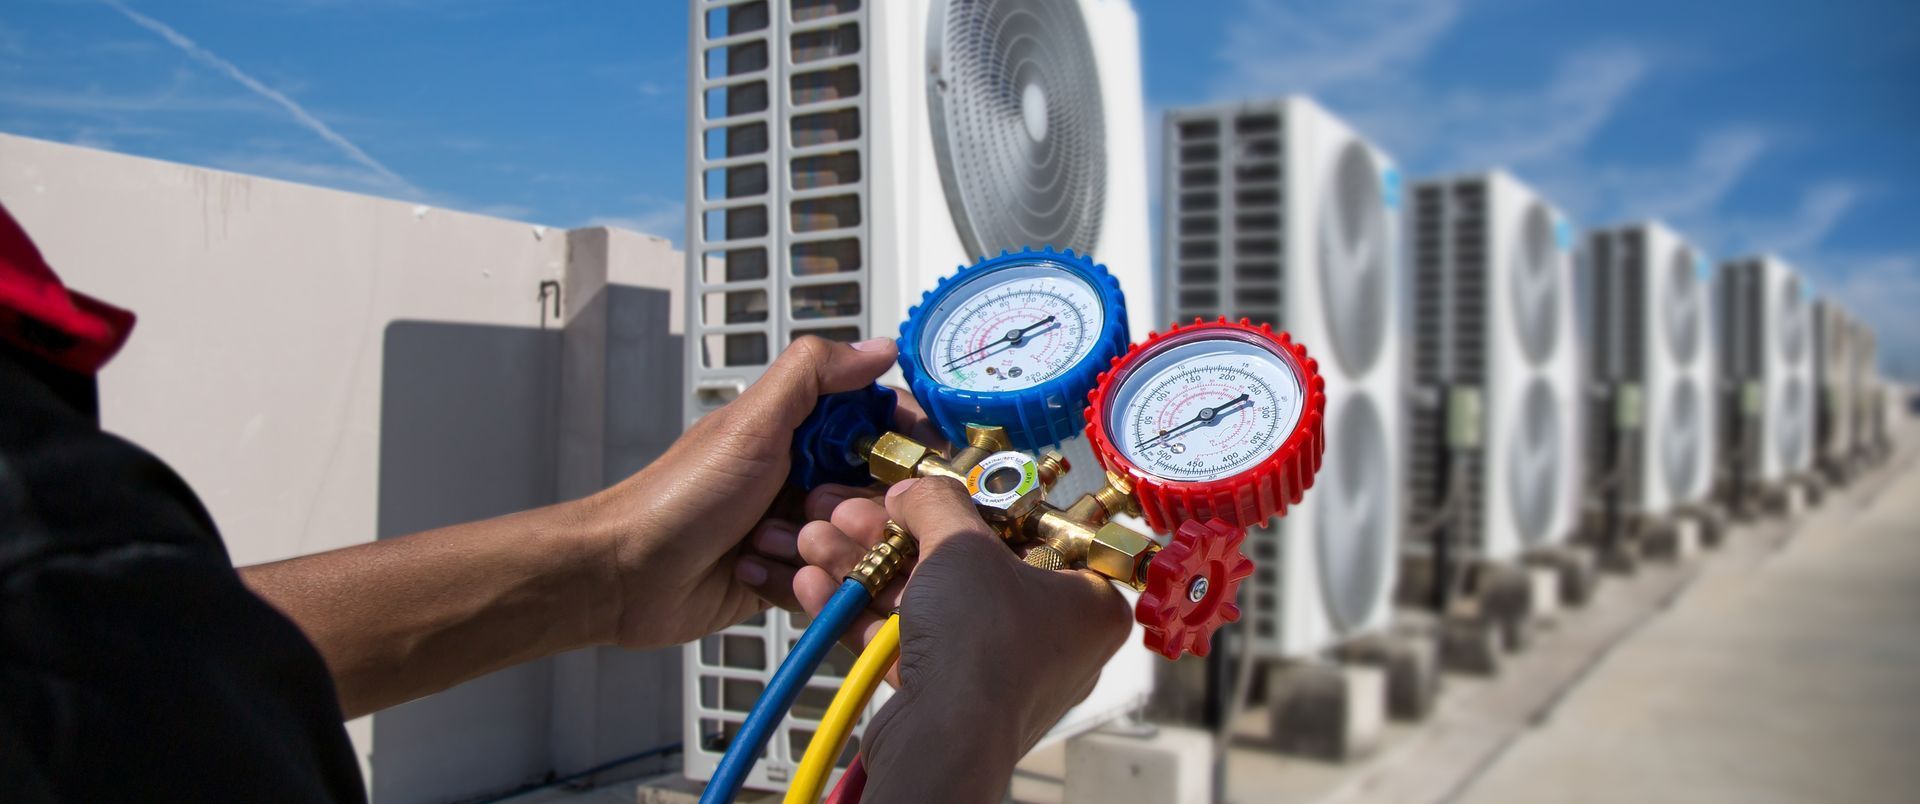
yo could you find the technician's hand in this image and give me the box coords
[579,335,928,650]
[792,478,1134,801]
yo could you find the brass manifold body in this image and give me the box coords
[854,425,1160,590]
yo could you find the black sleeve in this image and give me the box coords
[0,346,365,803]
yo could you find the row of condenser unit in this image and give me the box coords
[675,0,1900,787]
[1154,96,1901,729]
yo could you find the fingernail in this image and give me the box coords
[754,523,799,556]
[886,478,918,499]
[735,556,769,586]
[851,337,895,353]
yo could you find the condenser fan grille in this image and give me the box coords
[1314,395,1393,633]
[1779,276,1808,364]
[1662,379,1704,498]
[929,0,1106,258]
[1317,141,1389,376]
[1664,247,1702,364]
[1779,376,1809,466]
[1506,378,1564,545]
[1508,203,1562,364]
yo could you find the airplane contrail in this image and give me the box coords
[102,0,418,196]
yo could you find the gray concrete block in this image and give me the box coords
[1441,615,1503,676]
[1342,630,1443,722]
[1484,566,1536,653]
[1529,545,1599,607]
[1527,566,1561,623]
[1267,663,1387,762]
[1643,518,1701,562]
[1064,725,1213,804]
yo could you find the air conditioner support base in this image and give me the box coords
[1339,619,1442,722]
[1673,504,1729,549]
[1642,517,1701,562]
[1525,545,1598,608]
[1266,662,1386,762]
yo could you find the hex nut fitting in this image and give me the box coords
[1087,522,1156,590]
[966,450,1046,525]
[1095,470,1140,517]
[964,424,1013,453]
[868,432,930,486]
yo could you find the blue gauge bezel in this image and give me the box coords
[897,247,1130,450]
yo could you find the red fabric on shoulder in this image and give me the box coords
[0,203,135,374]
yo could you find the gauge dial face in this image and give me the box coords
[918,261,1104,392]
[1105,334,1305,482]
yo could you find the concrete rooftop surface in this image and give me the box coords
[1453,438,1920,804]
[987,422,1919,804]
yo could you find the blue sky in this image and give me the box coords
[2,0,1916,378]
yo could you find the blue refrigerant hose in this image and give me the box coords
[700,577,872,804]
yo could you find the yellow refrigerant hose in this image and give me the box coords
[784,613,901,804]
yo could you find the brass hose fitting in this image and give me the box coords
[852,428,1153,588]
[1037,452,1069,490]
[846,521,917,596]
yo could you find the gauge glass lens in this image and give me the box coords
[918,261,1103,392]
[1107,334,1305,482]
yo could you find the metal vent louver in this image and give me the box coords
[1509,202,1562,365]
[1507,377,1564,545]
[929,0,1106,258]
[1315,394,1393,632]
[1318,141,1389,374]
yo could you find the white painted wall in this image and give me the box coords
[0,133,686,802]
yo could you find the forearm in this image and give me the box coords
[239,499,620,718]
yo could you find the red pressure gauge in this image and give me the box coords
[1086,318,1327,534]
[1085,318,1325,658]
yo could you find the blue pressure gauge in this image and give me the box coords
[897,247,1130,450]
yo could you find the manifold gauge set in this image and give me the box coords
[713,247,1327,804]
[793,248,1328,659]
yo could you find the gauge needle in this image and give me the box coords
[1138,393,1251,450]
[943,315,1057,368]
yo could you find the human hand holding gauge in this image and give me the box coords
[806,258,1328,659]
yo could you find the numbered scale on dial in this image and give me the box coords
[899,248,1131,451]
[1087,318,1327,534]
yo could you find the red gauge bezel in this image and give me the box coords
[1083,317,1328,534]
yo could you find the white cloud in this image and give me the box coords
[1207,2,1646,181]
[1213,0,1462,96]
[1439,47,1648,171]
[102,0,418,196]
[0,71,266,116]
[1194,4,1912,381]
[1532,126,1770,233]
[1737,181,1860,256]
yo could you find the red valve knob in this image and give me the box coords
[1136,518,1255,659]
[1084,317,1328,534]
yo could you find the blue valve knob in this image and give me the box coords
[788,383,897,490]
